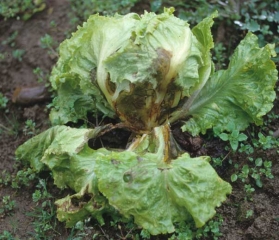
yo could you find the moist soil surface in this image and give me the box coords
[0,1,278,239]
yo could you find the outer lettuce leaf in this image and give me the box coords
[16,123,231,234]
[16,125,98,171]
[15,125,114,226]
[49,76,98,125]
[171,32,277,135]
[51,145,117,227]
[95,125,231,235]
[95,150,231,235]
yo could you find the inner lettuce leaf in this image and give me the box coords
[100,8,196,131]
[175,11,217,98]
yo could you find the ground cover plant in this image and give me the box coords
[0,0,279,239]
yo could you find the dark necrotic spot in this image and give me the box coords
[123,171,133,183]
[111,159,120,165]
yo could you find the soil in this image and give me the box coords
[0,1,278,239]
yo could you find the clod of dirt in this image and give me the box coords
[273,128,279,138]
[245,215,273,239]
[236,201,254,223]
[172,125,204,155]
[12,85,51,105]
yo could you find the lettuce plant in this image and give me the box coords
[16,8,277,235]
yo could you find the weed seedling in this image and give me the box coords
[0,92,9,109]
[11,167,36,189]
[212,42,227,70]
[0,170,12,187]
[244,184,255,200]
[231,156,274,189]
[27,179,58,239]
[49,20,57,28]
[0,230,15,240]
[245,209,254,219]
[219,130,247,151]
[214,122,248,151]
[0,0,46,20]
[40,34,58,58]
[1,31,18,47]
[12,49,25,61]
[238,143,254,154]
[0,114,20,136]
[0,52,6,60]
[168,214,223,240]
[23,119,36,136]
[257,132,278,149]
[0,195,16,216]
[33,67,50,83]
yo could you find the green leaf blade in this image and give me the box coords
[95,151,231,234]
[181,32,277,135]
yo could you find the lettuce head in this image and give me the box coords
[16,8,277,235]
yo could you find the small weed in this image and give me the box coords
[0,195,16,216]
[0,92,9,109]
[211,153,230,168]
[23,119,36,136]
[229,120,277,201]
[244,184,255,200]
[0,230,16,240]
[32,179,52,202]
[33,67,49,83]
[0,114,20,136]
[214,122,248,151]
[238,1,279,51]
[0,52,6,60]
[40,34,58,58]
[212,42,227,70]
[238,143,254,155]
[68,219,93,239]
[254,132,279,150]
[27,179,59,239]
[0,170,12,186]
[265,112,279,125]
[196,215,223,240]
[168,215,223,240]
[27,200,57,238]
[11,167,37,189]
[219,131,247,151]
[245,209,254,219]
[0,0,46,20]
[12,49,25,61]
[49,20,57,28]
[231,157,273,188]
[69,0,139,24]
[211,157,223,168]
[1,31,18,47]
